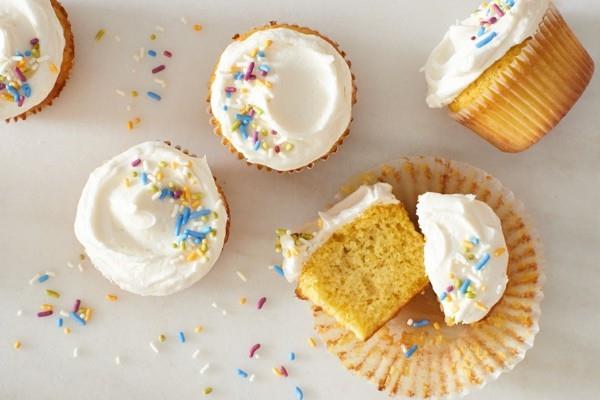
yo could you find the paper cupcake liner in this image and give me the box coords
[449,4,594,153]
[206,21,357,173]
[313,156,545,399]
[7,0,75,123]
[163,140,231,244]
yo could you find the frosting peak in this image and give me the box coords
[424,0,551,107]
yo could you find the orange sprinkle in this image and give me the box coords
[239,297,247,305]
[13,340,22,350]
[493,247,506,257]
[106,294,118,302]
[194,325,204,333]
[49,63,58,74]
[127,120,134,131]
[187,252,199,262]
[193,24,203,32]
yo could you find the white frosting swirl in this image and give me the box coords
[279,183,398,281]
[416,193,509,324]
[210,27,353,171]
[75,142,228,296]
[0,0,65,119]
[424,0,551,108]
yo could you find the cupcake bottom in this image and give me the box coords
[7,0,75,123]
[449,4,594,153]
[313,157,544,399]
[207,21,357,173]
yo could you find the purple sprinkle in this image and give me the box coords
[37,310,53,318]
[244,62,255,80]
[0,83,5,90]
[72,299,81,313]
[446,286,454,293]
[271,130,278,135]
[257,297,267,310]
[17,95,24,107]
[30,38,39,45]
[15,67,27,82]
[253,131,259,143]
[163,50,173,58]
[131,159,141,167]
[224,86,236,93]
[152,65,166,74]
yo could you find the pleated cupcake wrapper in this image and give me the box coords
[207,21,357,173]
[163,141,231,244]
[450,4,594,153]
[313,156,545,399]
[8,0,75,123]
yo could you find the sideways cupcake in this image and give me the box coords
[424,0,594,152]
[417,193,509,326]
[208,22,356,172]
[1,0,75,122]
[277,183,428,341]
[75,141,230,296]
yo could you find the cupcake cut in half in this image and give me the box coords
[1,0,75,122]
[75,141,230,296]
[277,183,428,341]
[208,22,356,172]
[424,0,594,152]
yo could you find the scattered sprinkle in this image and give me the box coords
[307,337,317,348]
[289,352,296,361]
[150,341,159,353]
[295,386,304,400]
[272,265,284,277]
[178,331,186,343]
[45,289,60,298]
[13,340,22,350]
[200,362,210,374]
[404,344,418,358]
[37,274,50,284]
[115,356,121,365]
[236,271,247,282]
[152,64,166,74]
[158,334,166,343]
[193,24,203,32]
[237,368,249,378]
[249,343,261,358]
[105,294,118,302]
[474,253,491,271]
[412,319,430,328]
[70,311,86,326]
[203,387,213,396]
[64,327,71,335]
[239,297,247,305]
[37,310,53,318]
[57,318,63,327]
[72,299,81,313]
[194,325,204,333]
[147,91,162,101]
[257,297,267,310]
[95,29,106,42]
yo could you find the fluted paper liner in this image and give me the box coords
[312,156,544,399]
[8,0,75,123]
[207,21,357,173]
[450,4,594,152]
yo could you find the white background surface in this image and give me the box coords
[1,0,599,399]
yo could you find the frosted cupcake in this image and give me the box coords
[1,0,75,122]
[208,22,356,172]
[75,142,230,296]
[424,0,594,152]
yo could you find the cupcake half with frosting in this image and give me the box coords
[208,22,356,172]
[75,141,230,296]
[1,0,75,122]
[424,0,594,152]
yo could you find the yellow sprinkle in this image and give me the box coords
[123,177,131,187]
[203,387,213,395]
[494,247,506,257]
[240,88,249,94]
[13,340,22,350]
[194,325,204,333]
[49,63,58,74]
[307,337,317,348]
[155,172,163,181]
[257,79,272,88]
[64,327,71,335]
[187,252,199,262]
[475,301,489,311]
[41,304,53,311]
[158,334,166,343]
[239,297,247,305]
[193,24,203,32]
[433,322,441,330]
[131,90,138,97]
[45,289,60,298]
[127,120,134,131]
[283,143,294,152]
[106,294,118,302]
[84,308,92,322]
[250,48,258,58]
[150,33,157,40]
[95,29,106,41]
[272,367,282,377]
[79,253,86,261]
[263,39,272,49]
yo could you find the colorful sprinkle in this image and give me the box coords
[163,50,173,58]
[289,352,296,361]
[272,264,285,277]
[295,386,304,400]
[57,318,63,327]
[249,343,261,358]
[69,311,86,326]
[412,319,430,328]
[72,299,81,313]
[460,279,471,294]
[147,91,162,101]
[257,297,267,310]
[152,65,166,74]
[476,31,497,48]
[404,344,418,358]
[193,24,203,32]
[494,247,506,257]
[37,274,50,283]
[150,342,159,353]
[147,50,157,57]
[45,289,60,298]
[13,340,22,350]
[37,310,53,318]
[237,368,249,378]
[178,331,186,343]
[474,253,491,271]
[307,337,317,348]
[105,294,118,302]
[203,387,213,395]
[95,29,106,41]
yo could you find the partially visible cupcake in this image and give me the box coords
[424,0,594,152]
[208,22,356,172]
[1,0,75,122]
[75,141,230,296]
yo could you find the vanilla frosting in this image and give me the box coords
[424,0,551,108]
[416,193,509,324]
[278,183,399,282]
[210,27,353,171]
[75,142,228,296]
[0,0,65,119]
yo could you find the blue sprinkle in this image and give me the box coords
[289,352,296,361]
[175,213,184,236]
[185,229,206,240]
[147,91,162,101]
[141,172,149,185]
[239,123,248,140]
[254,140,261,151]
[476,32,498,48]
[237,368,248,378]
[234,72,244,80]
[477,26,486,37]
[7,85,20,102]
[460,279,471,294]
[412,319,430,328]
[199,226,212,234]
[178,331,186,343]
[474,253,491,271]
[223,105,228,111]
[439,292,447,301]
[69,311,86,326]
[182,207,191,225]
[37,274,50,283]
[235,113,252,124]
[505,0,515,6]
[147,50,157,57]
[257,50,266,57]
[190,209,211,219]
[226,92,232,98]
[295,386,304,400]
[56,318,63,328]
[470,236,480,245]
[24,50,32,57]
[21,84,31,98]
[404,344,418,358]
[273,265,285,277]
[258,65,271,72]
[159,188,170,200]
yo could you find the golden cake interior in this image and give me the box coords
[296,203,428,341]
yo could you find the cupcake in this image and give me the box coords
[277,183,428,341]
[311,157,544,399]
[74,141,230,296]
[1,0,75,122]
[208,22,356,172]
[424,0,594,152]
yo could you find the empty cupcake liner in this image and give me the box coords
[449,3,594,152]
[207,21,357,173]
[313,156,545,399]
